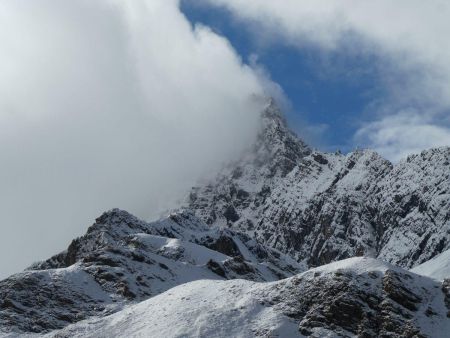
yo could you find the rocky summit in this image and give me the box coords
[188,100,450,269]
[1,100,449,337]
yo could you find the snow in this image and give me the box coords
[135,234,229,265]
[309,256,394,275]
[49,264,113,303]
[45,279,301,338]
[411,248,450,281]
[39,256,450,338]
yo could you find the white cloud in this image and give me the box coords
[0,0,268,278]
[355,112,450,161]
[200,0,450,159]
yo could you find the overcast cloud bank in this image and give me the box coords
[0,0,268,278]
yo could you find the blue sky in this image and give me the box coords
[181,1,383,152]
[179,0,450,160]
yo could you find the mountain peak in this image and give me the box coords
[239,98,312,177]
[261,97,285,121]
[187,99,450,270]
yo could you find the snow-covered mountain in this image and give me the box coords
[1,100,449,337]
[0,209,303,335]
[188,100,450,269]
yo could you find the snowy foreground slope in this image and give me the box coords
[1,100,449,337]
[42,258,450,337]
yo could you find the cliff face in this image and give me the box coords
[187,100,450,269]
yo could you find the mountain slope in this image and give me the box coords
[187,100,450,269]
[411,248,450,281]
[44,257,450,338]
[0,209,303,335]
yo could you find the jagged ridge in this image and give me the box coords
[0,209,303,334]
[187,100,450,269]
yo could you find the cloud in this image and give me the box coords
[199,0,450,159]
[0,0,268,278]
[355,112,450,161]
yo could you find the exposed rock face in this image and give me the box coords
[0,209,303,334]
[376,149,450,267]
[442,279,450,318]
[262,258,441,337]
[187,100,450,269]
